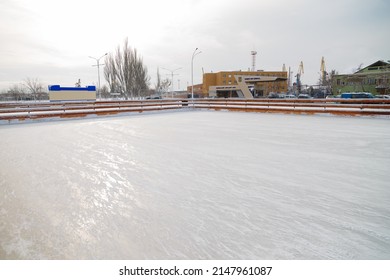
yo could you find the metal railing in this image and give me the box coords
[1,98,390,123]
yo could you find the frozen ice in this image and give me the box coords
[0,111,389,259]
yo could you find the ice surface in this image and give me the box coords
[1,111,390,259]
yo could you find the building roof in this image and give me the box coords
[355,60,390,74]
[364,60,389,68]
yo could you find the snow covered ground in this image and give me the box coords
[0,111,389,259]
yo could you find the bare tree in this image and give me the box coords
[347,75,367,92]
[155,67,171,97]
[24,78,45,100]
[100,85,110,99]
[7,84,26,101]
[353,63,364,73]
[104,38,150,99]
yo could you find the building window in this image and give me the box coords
[337,79,341,85]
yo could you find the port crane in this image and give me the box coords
[320,57,327,86]
[296,61,304,93]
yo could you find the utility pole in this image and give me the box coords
[89,53,108,100]
[191,48,202,99]
[162,67,182,98]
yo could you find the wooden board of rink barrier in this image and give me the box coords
[199,105,390,116]
[1,99,390,122]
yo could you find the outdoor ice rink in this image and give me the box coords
[0,111,389,259]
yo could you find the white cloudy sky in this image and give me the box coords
[0,0,389,92]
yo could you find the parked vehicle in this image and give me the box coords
[340,92,374,99]
[375,95,390,99]
[146,96,162,99]
[326,95,342,99]
[285,94,296,99]
[268,92,279,99]
[298,94,310,99]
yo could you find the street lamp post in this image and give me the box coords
[162,67,182,98]
[89,53,108,100]
[191,48,202,99]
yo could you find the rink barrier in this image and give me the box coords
[1,98,390,122]
[0,100,186,122]
[191,98,390,116]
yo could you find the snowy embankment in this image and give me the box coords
[0,111,389,259]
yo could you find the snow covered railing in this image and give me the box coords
[1,98,390,123]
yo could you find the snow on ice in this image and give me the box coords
[0,111,389,259]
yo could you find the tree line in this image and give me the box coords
[0,38,168,101]
[0,78,48,101]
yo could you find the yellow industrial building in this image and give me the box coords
[201,70,288,98]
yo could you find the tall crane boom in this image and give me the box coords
[298,61,304,75]
[296,61,304,93]
[251,51,257,71]
[320,57,327,85]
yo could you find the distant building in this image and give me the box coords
[186,84,204,98]
[332,60,390,95]
[48,85,96,101]
[202,70,288,98]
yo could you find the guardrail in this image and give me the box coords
[1,98,390,123]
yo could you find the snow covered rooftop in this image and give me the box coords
[1,111,389,259]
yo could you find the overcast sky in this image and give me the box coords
[0,0,389,92]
